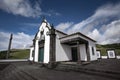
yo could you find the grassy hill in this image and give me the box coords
[96,43,120,56]
[0,49,30,59]
[0,43,120,59]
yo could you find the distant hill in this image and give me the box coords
[0,43,120,59]
[0,49,30,59]
[96,43,120,56]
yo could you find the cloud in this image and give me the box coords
[94,3,120,18]
[56,22,73,31]
[56,2,120,44]
[0,31,34,51]
[0,0,41,17]
[99,20,120,44]
[87,29,102,41]
[86,19,120,44]
[0,0,60,17]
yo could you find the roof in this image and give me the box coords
[60,32,96,42]
[55,29,68,35]
[34,19,96,42]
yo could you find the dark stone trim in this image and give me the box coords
[77,41,81,64]
[49,25,56,68]
[39,40,45,48]
[49,31,56,62]
[32,38,35,62]
[86,43,90,62]
[60,32,96,42]
[61,37,88,46]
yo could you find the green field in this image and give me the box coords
[0,49,30,59]
[96,43,120,56]
[0,43,120,59]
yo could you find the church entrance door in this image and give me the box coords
[38,47,44,62]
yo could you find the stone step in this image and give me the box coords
[55,64,120,79]
[76,68,120,80]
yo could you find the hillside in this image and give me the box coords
[0,43,120,59]
[96,43,120,56]
[0,49,30,59]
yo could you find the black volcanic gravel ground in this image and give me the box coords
[0,59,120,80]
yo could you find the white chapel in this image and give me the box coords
[29,19,98,64]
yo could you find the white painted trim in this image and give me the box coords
[29,47,34,61]
[101,56,108,59]
[34,40,39,62]
[116,56,120,59]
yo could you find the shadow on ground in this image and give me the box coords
[0,59,120,80]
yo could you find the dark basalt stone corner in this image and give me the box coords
[47,62,58,69]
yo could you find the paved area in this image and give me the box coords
[0,59,120,80]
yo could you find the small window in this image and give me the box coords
[92,47,95,55]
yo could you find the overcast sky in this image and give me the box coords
[0,0,120,51]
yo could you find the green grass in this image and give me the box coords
[0,43,120,59]
[0,51,7,59]
[0,49,30,59]
[9,49,30,59]
[96,43,120,56]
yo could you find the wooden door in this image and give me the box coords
[38,47,44,62]
[71,47,78,61]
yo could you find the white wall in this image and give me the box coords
[33,20,97,63]
[60,33,98,61]
[43,27,50,63]
[78,35,97,61]
[80,44,87,61]
[55,30,66,38]
[101,56,107,59]
[56,31,97,62]
[33,20,51,63]
[34,40,39,62]
[56,34,71,62]
[89,41,97,61]
[29,47,34,61]
[116,56,120,59]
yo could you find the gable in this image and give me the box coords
[55,30,67,38]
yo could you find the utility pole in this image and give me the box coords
[6,34,13,59]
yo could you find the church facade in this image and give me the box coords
[29,19,98,64]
